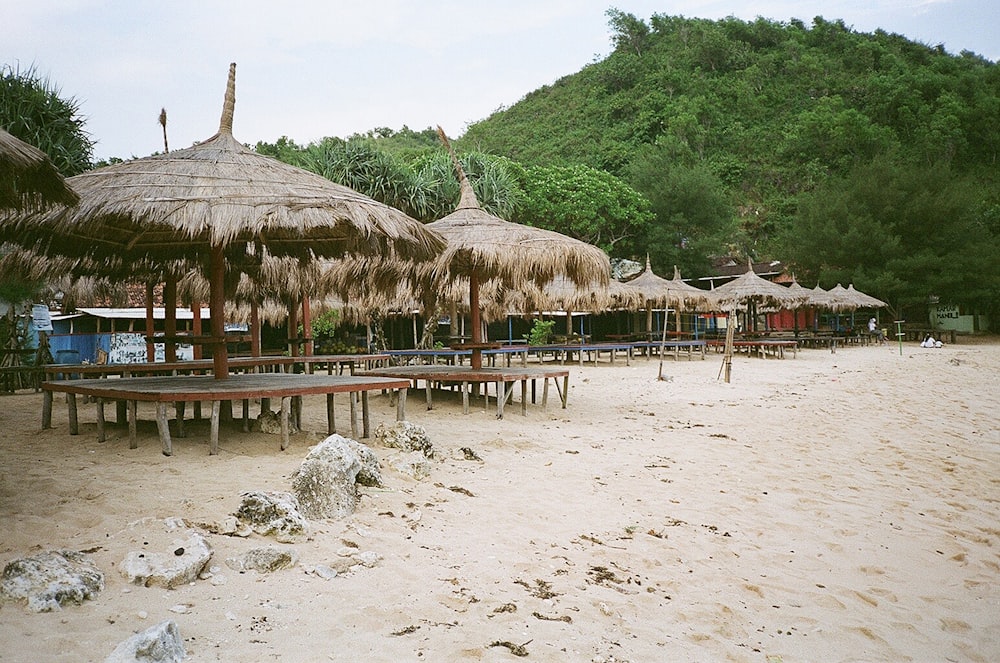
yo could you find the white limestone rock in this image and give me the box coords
[0,549,104,612]
[104,620,185,663]
[120,531,212,590]
[234,491,309,543]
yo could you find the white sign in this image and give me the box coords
[31,304,53,331]
[107,333,195,364]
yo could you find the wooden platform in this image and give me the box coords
[707,339,798,358]
[42,373,409,455]
[631,340,707,361]
[366,365,569,418]
[529,343,633,366]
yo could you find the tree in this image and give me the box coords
[627,145,735,275]
[0,64,93,175]
[511,163,652,255]
[778,156,1000,320]
[606,8,650,56]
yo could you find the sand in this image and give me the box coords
[0,339,998,662]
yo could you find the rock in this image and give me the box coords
[391,451,434,480]
[611,257,642,281]
[0,549,104,612]
[291,435,379,520]
[346,438,383,488]
[312,564,339,580]
[234,491,309,543]
[120,530,212,589]
[104,620,185,663]
[375,421,435,458]
[354,551,381,568]
[254,409,298,435]
[225,546,297,573]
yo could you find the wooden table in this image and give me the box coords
[707,339,798,358]
[366,365,570,419]
[529,343,634,366]
[631,340,707,361]
[42,373,409,455]
[386,348,471,365]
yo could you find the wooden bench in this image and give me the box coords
[42,373,409,455]
[366,365,569,419]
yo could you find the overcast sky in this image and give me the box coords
[5,0,996,161]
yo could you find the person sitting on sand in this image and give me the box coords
[920,333,943,348]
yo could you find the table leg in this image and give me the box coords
[210,400,221,455]
[521,379,527,416]
[561,375,569,408]
[242,399,250,433]
[261,397,271,414]
[128,401,137,449]
[347,393,358,438]
[497,381,505,419]
[396,388,407,421]
[96,398,105,442]
[425,380,433,410]
[293,396,302,430]
[68,393,79,435]
[42,390,53,429]
[116,399,127,423]
[280,396,291,451]
[156,402,173,456]
[362,391,370,438]
[176,401,186,438]
[542,378,549,408]
[462,381,470,415]
[327,393,336,434]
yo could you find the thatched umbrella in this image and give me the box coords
[846,284,887,309]
[428,127,609,369]
[710,261,808,314]
[3,64,445,378]
[622,256,679,337]
[0,128,79,211]
[710,261,808,383]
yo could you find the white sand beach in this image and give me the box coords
[1,339,998,662]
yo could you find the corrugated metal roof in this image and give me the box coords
[75,307,211,320]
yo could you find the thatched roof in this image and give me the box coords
[710,261,809,311]
[2,64,445,266]
[846,284,887,308]
[622,256,677,306]
[0,128,79,211]
[620,258,714,311]
[426,127,609,289]
[666,265,716,311]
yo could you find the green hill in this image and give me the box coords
[457,12,1000,318]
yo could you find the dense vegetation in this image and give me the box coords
[458,12,1000,320]
[4,12,998,324]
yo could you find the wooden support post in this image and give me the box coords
[96,398,105,442]
[128,401,137,449]
[280,397,291,451]
[175,401,186,437]
[42,390,52,429]
[68,393,78,435]
[350,393,359,438]
[210,400,221,455]
[156,402,172,456]
[164,276,178,363]
[327,393,336,434]
[396,388,407,421]
[146,282,156,363]
[362,391,371,439]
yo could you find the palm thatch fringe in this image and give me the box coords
[0,128,79,211]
